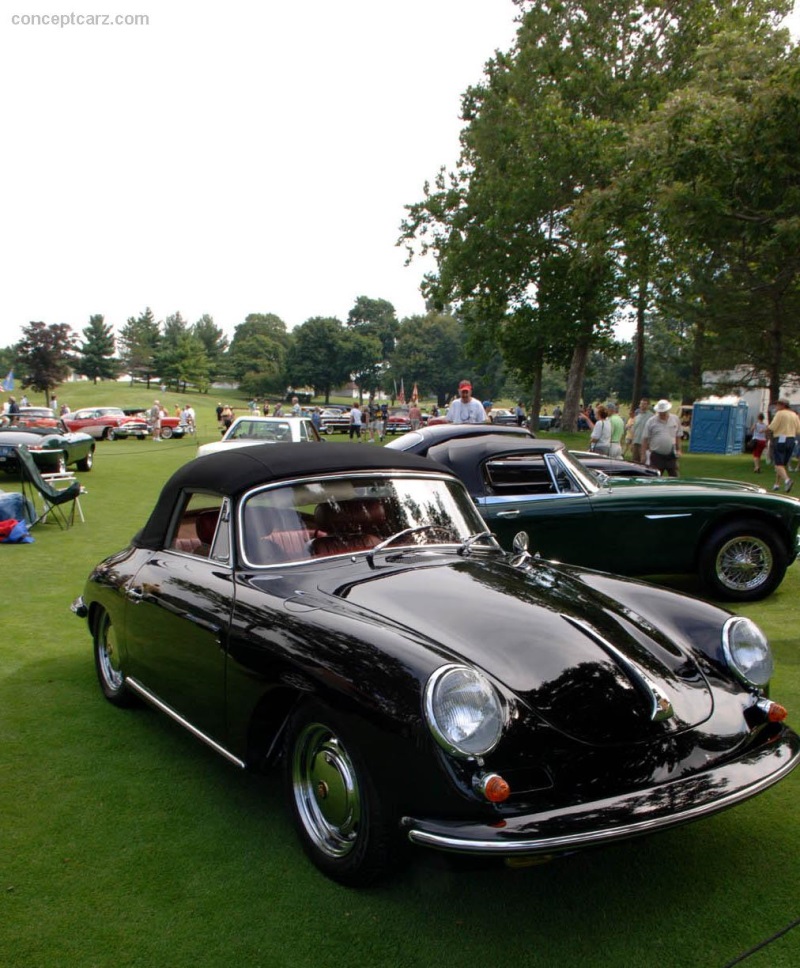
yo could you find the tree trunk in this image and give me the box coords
[631,277,647,404]
[767,292,783,407]
[529,352,544,430]
[562,336,593,430]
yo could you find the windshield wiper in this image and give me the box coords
[366,524,459,568]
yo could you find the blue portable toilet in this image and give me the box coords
[689,398,749,454]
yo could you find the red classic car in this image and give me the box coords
[62,407,131,439]
[0,407,60,429]
[63,407,185,440]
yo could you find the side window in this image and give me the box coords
[547,455,580,494]
[168,493,226,559]
[484,456,554,495]
[299,421,309,442]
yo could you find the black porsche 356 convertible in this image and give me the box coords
[73,444,799,885]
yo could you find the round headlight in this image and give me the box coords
[722,617,774,687]
[424,664,504,758]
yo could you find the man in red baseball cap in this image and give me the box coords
[446,380,487,424]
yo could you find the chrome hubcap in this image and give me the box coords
[98,623,123,691]
[292,724,361,858]
[716,536,772,591]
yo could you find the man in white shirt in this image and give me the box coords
[446,380,487,424]
[644,399,682,476]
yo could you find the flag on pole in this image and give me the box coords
[411,382,419,403]
[398,379,405,404]
[1,370,13,392]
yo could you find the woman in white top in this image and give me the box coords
[750,413,768,473]
[584,405,612,455]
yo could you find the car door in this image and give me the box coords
[474,452,594,561]
[122,494,234,744]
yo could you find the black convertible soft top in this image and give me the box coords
[133,443,448,549]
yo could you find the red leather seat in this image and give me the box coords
[310,499,385,558]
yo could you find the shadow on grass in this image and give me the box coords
[3,652,800,968]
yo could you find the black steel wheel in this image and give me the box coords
[93,611,135,707]
[699,519,787,601]
[76,448,94,471]
[285,701,396,886]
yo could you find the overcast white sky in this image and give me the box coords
[0,2,796,349]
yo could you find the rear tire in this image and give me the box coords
[93,611,135,707]
[699,519,787,601]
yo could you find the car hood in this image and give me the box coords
[326,557,714,746]
[605,476,767,495]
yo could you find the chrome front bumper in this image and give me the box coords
[401,725,799,856]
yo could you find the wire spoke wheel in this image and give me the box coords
[701,519,786,601]
[715,535,773,592]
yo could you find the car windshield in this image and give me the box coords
[556,450,603,492]
[228,419,293,441]
[239,473,488,567]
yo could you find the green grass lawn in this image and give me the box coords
[1,385,799,967]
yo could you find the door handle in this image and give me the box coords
[496,510,521,518]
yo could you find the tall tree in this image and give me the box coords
[285,317,351,403]
[390,312,470,407]
[16,321,78,404]
[78,314,119,383]
[155,313,211,392]
[401,0,791,428]
[228,313,290,395]
[630,26,800,403]
[347,296,399,359]
[192,314,229,387]
[117,308,161,387]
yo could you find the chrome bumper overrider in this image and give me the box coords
[402,727,800,856]
[71,596,88,618]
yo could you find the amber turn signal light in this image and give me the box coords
[474,772,511,803]
[755,698,788,723]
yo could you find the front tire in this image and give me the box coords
[76,448,94,472]
[93,611,135,707]
[285,701,396,886]
[699,519,787,601]
[161,426,173,439]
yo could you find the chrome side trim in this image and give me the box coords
[644,513,692,520]
[562,615,674,722]
[127,678,246,769]
[403,753,799,855]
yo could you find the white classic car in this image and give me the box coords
[197,416,323,456]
